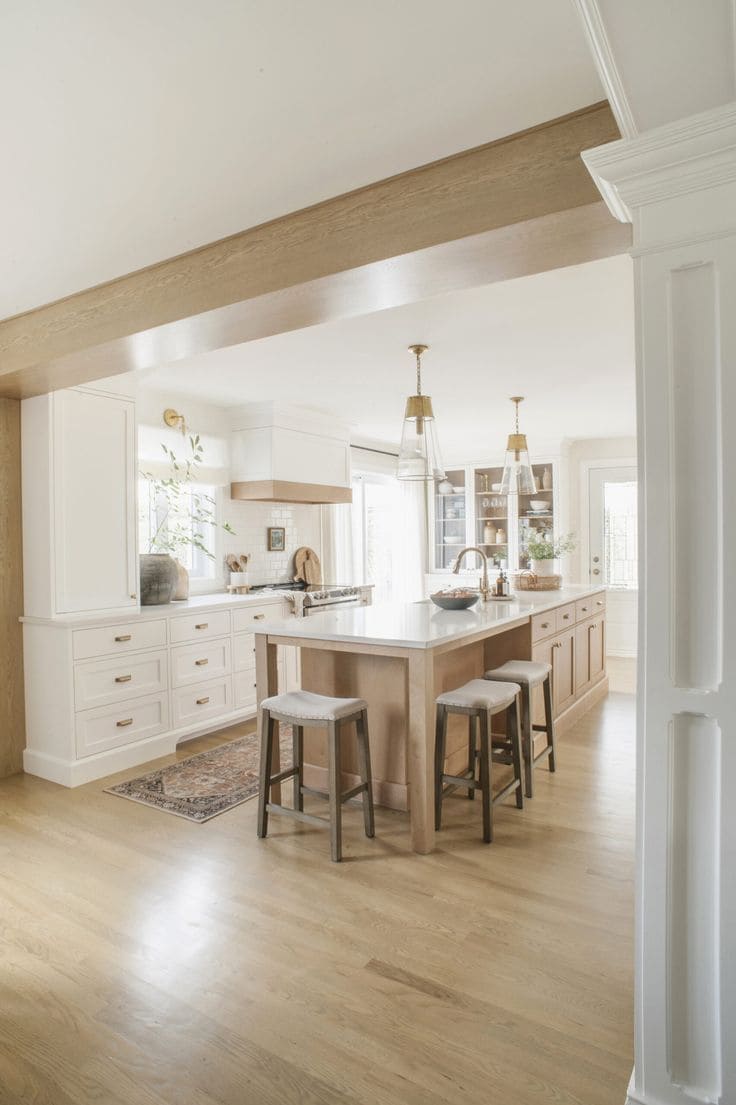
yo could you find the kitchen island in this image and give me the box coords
[255,584,607,854]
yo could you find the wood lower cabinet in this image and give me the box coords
[530,592,607,726]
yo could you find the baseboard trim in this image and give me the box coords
[24,733,176,787]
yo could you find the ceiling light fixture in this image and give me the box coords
[397,344,445,482]
[499,396,536,495]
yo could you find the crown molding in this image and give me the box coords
[583,101,736,224]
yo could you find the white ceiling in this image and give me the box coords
[138,254,635,457]
[1,0,602,319]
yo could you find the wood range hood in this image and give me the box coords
[229,403,353,506]
[230,478,352,505]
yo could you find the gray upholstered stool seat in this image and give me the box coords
[435,679,524,843]
[484,659,556,798]
[484,659,551,686]
[261,689,368,722]
[437,678,520,711]
[257,690,374,862]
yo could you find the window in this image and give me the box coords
[603,480,638,590]
[352,474,402,604]
[138,478,219,585]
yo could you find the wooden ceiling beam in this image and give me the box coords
[0,102,625,398]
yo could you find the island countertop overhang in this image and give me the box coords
[256,584,606,651]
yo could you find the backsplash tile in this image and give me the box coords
[220,499,322,585]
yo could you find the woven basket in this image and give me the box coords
[512,570,562,592]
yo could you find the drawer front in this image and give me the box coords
[76,692,169,758]
[234,670,258,710]
[171,677,232,729]
[232,603,290,634]
[74,649,168,711]
[233,634,257,672]
[169,610,231,645]
[555,603,576,633]
[73,619,167,660]
[170,639,232,688]
[575,597,595,622]
[531,611,557,642]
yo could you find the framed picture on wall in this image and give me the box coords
[267,526,285,552]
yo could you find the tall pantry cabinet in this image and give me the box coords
[22,385,138,618]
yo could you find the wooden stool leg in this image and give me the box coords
[257,709,274,838]
[327,720,343,862]
[434,704,448,830]
[292,724,304,811]
[543,675,557,772]
[508,696,524,809]
[356,709,375,838]
[521,684,534,799]
[479,710,493,844]
[467,713,477,799]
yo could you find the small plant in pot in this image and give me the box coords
[139,433,235,605]
[527,533,576,577]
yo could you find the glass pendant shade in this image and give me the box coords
[397,345,445,481]
[499,397,536,494]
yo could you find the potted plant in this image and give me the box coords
[139,433,235,604]
[527,533,576,577]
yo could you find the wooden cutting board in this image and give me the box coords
[293,546,322,586]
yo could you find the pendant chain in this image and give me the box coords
[416,349,422,396]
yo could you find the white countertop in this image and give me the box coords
[257,584,605,650]
[21,589,294,629]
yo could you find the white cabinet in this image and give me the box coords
[22,386,138,617]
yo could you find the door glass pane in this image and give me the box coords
[603,481,638,590]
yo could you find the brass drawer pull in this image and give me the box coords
[562,613,570,620]
[596,600,604,606]
[116,718,134,728]
[196,696,210,706]
[195,622,209,630]
[115,674,132,683]
[115,634,132,643]
[580,606,588,613]
[195,658,209,666]
[253,614,265,620]
[541,621,550,629]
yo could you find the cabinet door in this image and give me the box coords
[588,616,605,684]
[531,639,554,726]
[54,390,137,613]
[552,628,576,716]
[575,622,591,694]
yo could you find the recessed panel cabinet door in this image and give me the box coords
[552,628,576,716]
[53,390,137,613]
[588,617,606,684]
[531,639,554,726]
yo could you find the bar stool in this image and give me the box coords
[484,660,556,798]
[257,690,375,862]
[434,679,524,843]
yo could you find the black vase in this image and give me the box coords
[139,554,178,606]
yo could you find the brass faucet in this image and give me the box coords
[452,546,491,602]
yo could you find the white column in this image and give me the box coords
[584,104,736,1105]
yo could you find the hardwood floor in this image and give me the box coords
[0,692,635,1105]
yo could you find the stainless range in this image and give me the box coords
[247,582,367,617]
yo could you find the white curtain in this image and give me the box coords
[395,479,428,602]
[321,502,355,585]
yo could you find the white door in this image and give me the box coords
[588,466,637,657]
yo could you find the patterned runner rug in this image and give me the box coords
[104,729,292,823]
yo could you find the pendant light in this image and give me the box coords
[397,344,445,481]
[499,396,536,495]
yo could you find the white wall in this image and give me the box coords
[136,388,322,589]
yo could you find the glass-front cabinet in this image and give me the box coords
[431,460,556,573]
[433,468,467,570]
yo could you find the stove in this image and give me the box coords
[248,581,363,616]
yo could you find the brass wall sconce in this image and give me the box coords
[163,408,187,435]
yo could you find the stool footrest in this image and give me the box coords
[269,766,298,785]
[341,782,369,803]
[493,778,521,806]
[267,802,328,828]
[532,744,554,763]
[300,783,329,800]
[442,772,475,789]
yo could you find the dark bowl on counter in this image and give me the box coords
[430,590,479,611]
